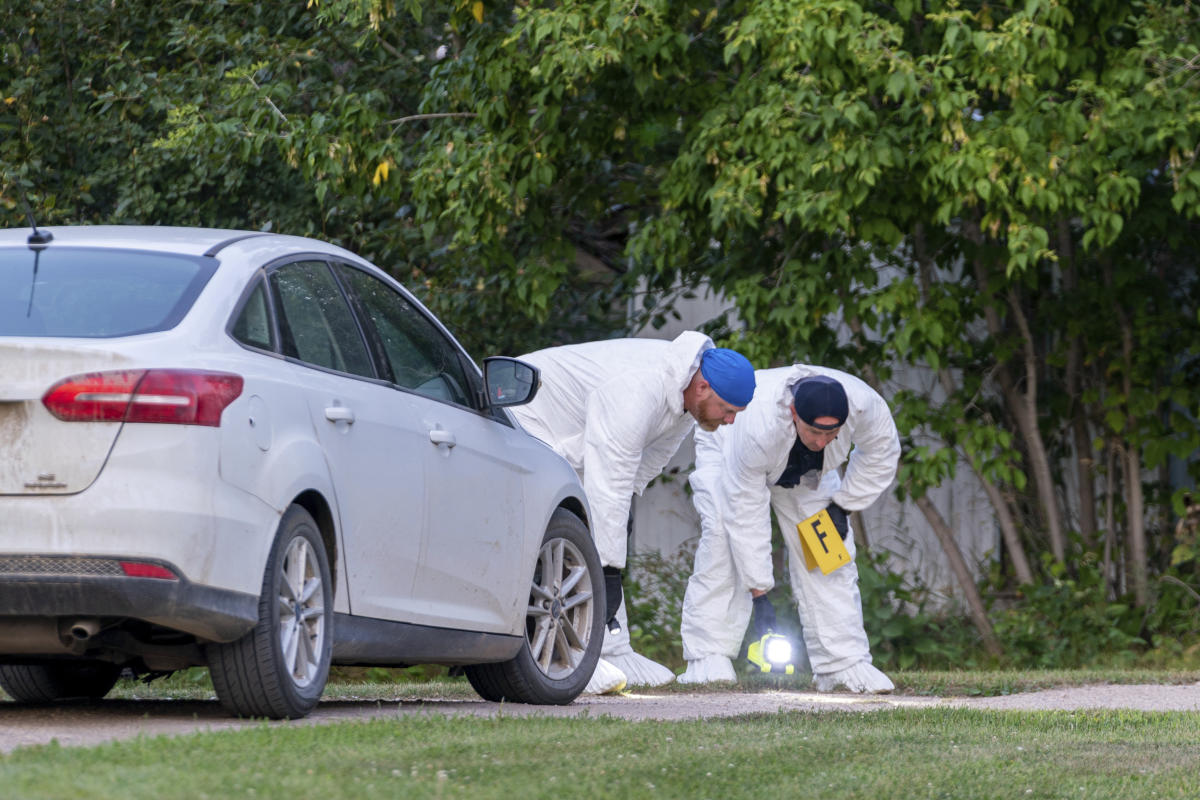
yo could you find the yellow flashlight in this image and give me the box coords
[747,633,795,674]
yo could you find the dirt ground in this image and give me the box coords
[2,683,1198,754]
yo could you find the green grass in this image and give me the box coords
[888,668,1200,696]
[107,666,1200,703]
[2,705,1200,799]
[4,669,1200,798]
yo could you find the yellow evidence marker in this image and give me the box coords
[795,509,852,574]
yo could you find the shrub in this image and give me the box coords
[624,544,698,670]
[857,550,981,670]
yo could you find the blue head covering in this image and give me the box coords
[699,348,755,407]
[792,375,848,429]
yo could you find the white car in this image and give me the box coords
[0,225,603,718]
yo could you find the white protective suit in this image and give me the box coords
[679,365,900,692]
[510,331,715,690]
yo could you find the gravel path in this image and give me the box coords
[2,682,1199,753]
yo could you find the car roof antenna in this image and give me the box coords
[24,194,54,250]
[22,193,52,317]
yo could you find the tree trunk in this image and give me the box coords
[1060,220,1098,545]
[839,291,1003,655]
[851,509,871,552]
[1071,415,1099,545]
[1108,263,1148,607]
[913,225,1034,585]
[1003,285,1067,561]
[974,471,1035,585]
[928,364,1034,585]
[914,495,1004,657]
[1123,444,1148,606]
[1103,439,1118,600]
[963,220,1066,561]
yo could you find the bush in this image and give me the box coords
[623,544,698,671]
[987,554,1145,669]
[608,531,1200,676]
[857,550,981,670]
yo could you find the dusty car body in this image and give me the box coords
[0,225,603,718]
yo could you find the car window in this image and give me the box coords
[230,278,274,351]
[269,260,375,378]
[335,264,474,407]
[0,246,215,337]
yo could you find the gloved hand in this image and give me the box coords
[602,567,623,629]
[825,502,850,540]
[751,594,777,639]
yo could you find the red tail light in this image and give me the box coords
[119,561,180,580]
[43,369,244,427]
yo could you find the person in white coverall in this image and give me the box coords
[678,365,900,692]
[510,331,756,694]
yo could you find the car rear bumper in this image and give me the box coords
[0,555,258,643]
[0,456,279,599]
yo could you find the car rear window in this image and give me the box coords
[0,246,216,337]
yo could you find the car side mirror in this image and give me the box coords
[482,357,540,407]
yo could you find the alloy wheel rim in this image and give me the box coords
[277,536,326,688]
[526,537,593,680]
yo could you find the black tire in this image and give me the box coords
[0,661,122,703]
[206,504,333,719]
[465,509,604,704]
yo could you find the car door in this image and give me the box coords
[335,265,529,633]
[265,259,429,620]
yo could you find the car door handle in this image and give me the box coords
[429,429,456,448]
[325,405,355,424]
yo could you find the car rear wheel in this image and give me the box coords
[465,509,603,704]
[207,504,332,719]
[0,661,122,703]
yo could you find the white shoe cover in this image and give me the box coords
[599,600,674,687]
[604,650,676,687]
[583,657,627,695]
[676,655,737,685]
[813,662,894,694]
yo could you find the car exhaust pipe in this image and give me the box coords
[0,618,77,654]
[68,618,102,641]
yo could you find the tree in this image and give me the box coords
[373,0,1200,636]
[6,0,1199,658]
[0,2,330,234]
[0,0,624,357]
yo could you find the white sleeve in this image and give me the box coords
[581,375,663,569]
[632,423,693,495]
[692,426,723,471]
[832,392,901,511]
[716,417,777,593]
